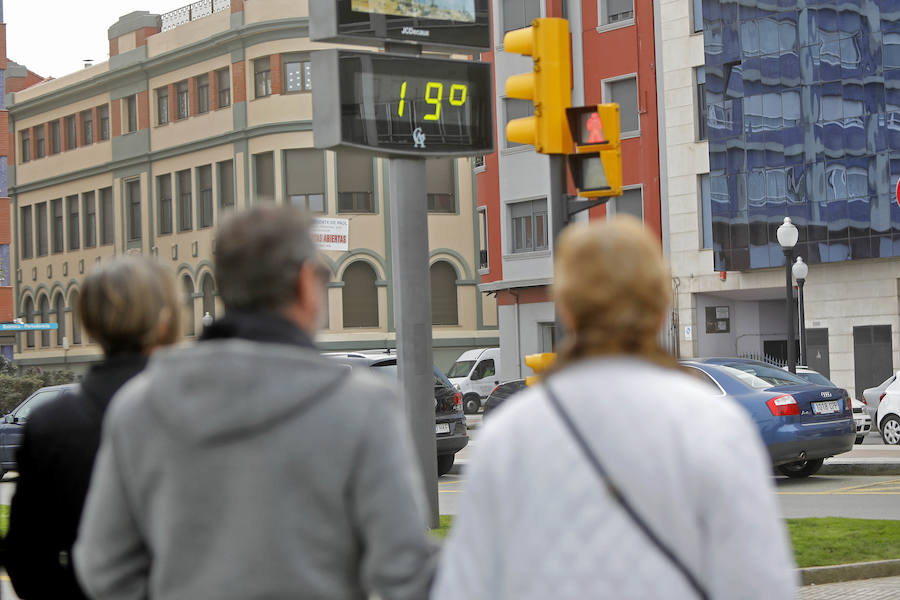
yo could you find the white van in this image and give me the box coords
[447,348,501,413]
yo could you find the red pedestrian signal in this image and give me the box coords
[586,112,606,144]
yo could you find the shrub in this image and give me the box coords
[0,362,77,415]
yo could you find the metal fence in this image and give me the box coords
[161,0,231,32]
[739,352,787,367]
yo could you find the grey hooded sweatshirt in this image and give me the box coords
[74,338,437,600]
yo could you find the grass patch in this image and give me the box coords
[430,515,453,540]
[787,517,900,568]
[0,504,8,538]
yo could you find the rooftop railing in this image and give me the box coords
[161,0,231,32]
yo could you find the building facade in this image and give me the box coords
[8,0,497,372]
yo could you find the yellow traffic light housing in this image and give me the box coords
[567,104,623,198]
[524,352,557,386]
[503,18,572,154]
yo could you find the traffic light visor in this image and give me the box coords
[569,150,623,198]
[503,25,535,55]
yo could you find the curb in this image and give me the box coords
[819,462,900,476]
[800,559,900,586]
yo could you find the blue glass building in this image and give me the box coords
[702,0,900,271]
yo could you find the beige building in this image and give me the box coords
[8,0,497,372]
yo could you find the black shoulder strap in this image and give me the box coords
[544,384,710,600]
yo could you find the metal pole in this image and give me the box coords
[549,154,568,339]
[783,249,796,373]
[797,278,806,367]
[388,157,439,528]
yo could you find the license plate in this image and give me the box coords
[812,400,840,415]
[435,423,451,434]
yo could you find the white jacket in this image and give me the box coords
[432,358,797,600]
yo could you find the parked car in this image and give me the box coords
[875,375,900,445]
[682,359,855,478]
[790,367,871,444]
[0,384,78,477]
[863,372,898,438]
[446,348,502,414]
[482,379,527,418]
[324,351,467,476]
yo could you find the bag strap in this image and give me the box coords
[543,384,710,600]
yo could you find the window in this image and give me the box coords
[51,121,60,154]
[601,0,634,25]
[502,0,540,34]
[183,275,195,337]
[285,149,325,212]
[201,273,216,320]
[67,195,80,251]
[430,261,458,325]
[82,110,94,145]
[337,151,375,212]
[471,359,496,380]
[218,160,235,210]
[473,155,485,169]
[504,98,535,148]
[65,115,77,149]
[177,170,193,231]
[98,105,110,140]
[54,294,65,347]
[197,74,210,114]
[254,57,272,98]
[510,198,548,253]
[21,130,30,163]
[342,262,378,328]
[38,295,50,348]
[23,297,35,348]
[696,67,707,140]
[100,187,114,246]
[477,207,488,270]
[254,152,275,203]
[36,202,48,256]
[691,0,703,33]
[198,165,213,228]
[608,187,643,221]
[20,206,33,259]
[126,179,141,241]
[70,290,82,345]
[126,95,138,133]
[83,191,97,248]
[426,159,455,213]
[157,87,170,125]
[699,174,712,249]
[217,67,231,108]
[284,58,312,92]
[35,125,45,158]
[158,174,173,235]
[177,81,189,119]
[51,199,63,254]
[606,76,639,135]
[538,322,558,352]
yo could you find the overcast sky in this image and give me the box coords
[5,0,182,79]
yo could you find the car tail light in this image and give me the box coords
[766,394,799,416]
[453,391,463,411]
[860,396,867,405]
[489,385,500,396]
[879,392,887,403]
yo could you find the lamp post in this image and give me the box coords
[201,312,214,329]
[792,257,809,368]
[776,217,799,373]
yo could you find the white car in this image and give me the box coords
[791,367,871,444]
[875,374,900,445]
[863,372,897,433]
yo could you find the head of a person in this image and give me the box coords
[79,256,180,357]
[553,216,675,368]
[214,205,325,334]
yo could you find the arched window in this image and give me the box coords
[38,295,50,348]
[182,275,195,337]
[70,290,82,345]
[23,297,35,348]
[342,261,378,328]
[430,261,459,326]
[54,293,66,347]
[201,273,216,320]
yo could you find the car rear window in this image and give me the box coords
[797,371,836,387]
[719,363,807,388]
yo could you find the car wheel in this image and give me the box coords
[882,415,900,445]
[776,458,825,478]
[463,394,481,414]
[855,435,865,445]
[437,454,455,477]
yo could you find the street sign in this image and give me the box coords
[310,0,491,52]
[311,50,494,157]
[0,323,58,331]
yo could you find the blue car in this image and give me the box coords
[682,359,855,478]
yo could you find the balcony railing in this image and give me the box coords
[161,0,231,32]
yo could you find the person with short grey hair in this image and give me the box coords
[74,205,437,600]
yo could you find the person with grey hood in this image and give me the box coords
[74,205,437,600]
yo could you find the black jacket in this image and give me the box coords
[5,355,148,600]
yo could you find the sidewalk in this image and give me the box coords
[821,444,900,476]
[798,574,900,599]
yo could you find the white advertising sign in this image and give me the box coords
[312,218,349,251]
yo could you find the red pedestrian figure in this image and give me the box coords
[586,111,606,144]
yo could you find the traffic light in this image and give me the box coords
[504,18,572,155]
[525,352,557,386]
[566,103,623,198]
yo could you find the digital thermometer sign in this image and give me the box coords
[312,50,494,156]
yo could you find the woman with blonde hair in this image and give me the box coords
[7,256,179,599]
[432,217,796,600]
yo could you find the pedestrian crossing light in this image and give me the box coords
[504,18,572,155]
[525,352,557,386]
[566,103,623,198]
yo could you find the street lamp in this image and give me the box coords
[776,217,799,373]
[792,257,809,368]
[201,312,214,329]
